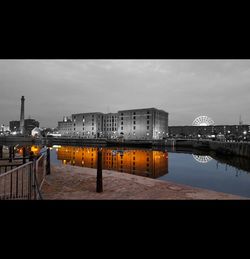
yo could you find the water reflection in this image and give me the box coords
[56,146,169,178]
[192,155,213,164]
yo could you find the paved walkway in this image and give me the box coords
[41,165,245,200]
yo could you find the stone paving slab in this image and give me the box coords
[41,165,246,200]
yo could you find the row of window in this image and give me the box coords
[120,111,150,116]
[120,126,150,130]
[120,120,150,125]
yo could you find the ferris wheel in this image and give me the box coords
[192,155,213,163]
[192,116,215,126]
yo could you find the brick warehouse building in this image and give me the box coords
[58,107,169,140]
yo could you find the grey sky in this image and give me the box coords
[0,59,249,128]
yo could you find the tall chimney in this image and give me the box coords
[20,96,25,135]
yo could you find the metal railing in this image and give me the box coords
[0,162,34,200]
[0,150,50,200]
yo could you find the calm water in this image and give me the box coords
[4,144,250,198]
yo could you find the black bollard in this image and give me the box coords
[22,147,26,164]
[12,146,15,159]
[46,148,51,175]
[9,146,12,163]
[96,148,103,193]
[29,151,34,161]
[0,145,3,159]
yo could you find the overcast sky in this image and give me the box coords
[0,59,249,128]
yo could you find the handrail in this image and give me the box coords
[0,162,33,178]
[0,148,50,200]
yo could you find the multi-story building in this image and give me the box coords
[58,108,169,140]
[117,108,168,140]
[58,116,73,136]
[9,119,39,135]
[71,112,103,138]
[102,113,118,139]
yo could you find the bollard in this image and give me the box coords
[96,148,103,193]
[29,151,34,161]
[0,145,2,159]
[12,146,15,159]
[22,147,26,164]
[9,146,12,163]
[46,148,51,175]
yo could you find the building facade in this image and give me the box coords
[58,117,73,136]
[71,112,103,138]
[102,113,118,138]
[58,108,169,140]
[117,108,168,140]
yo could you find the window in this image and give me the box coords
[121,113,123,116]
[74,128,75,131]
[83,127,84,130]
[92,127,94,130]
[121,117,123,121]
[133,116,136,120]
[92,132,94,135]
[121,127,123,130]
[133,157,135,160]
[133,126,136,130]
[147,120,149,124]
[147,111,150,114]
[92,123,94,126]
[133,112,136,115]
[147,115,150,119]
[121,121,123,125]
[147,126,149,130]
[147,157,149,161]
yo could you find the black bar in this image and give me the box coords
[21,168,24,197]
[96,148,103,193]
[16,169,19,198]
[33,160,37,200]
[46,148,51,175]
[28,164,32,200]
[10,173,13,199]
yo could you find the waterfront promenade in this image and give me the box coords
[41,165,244,200]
